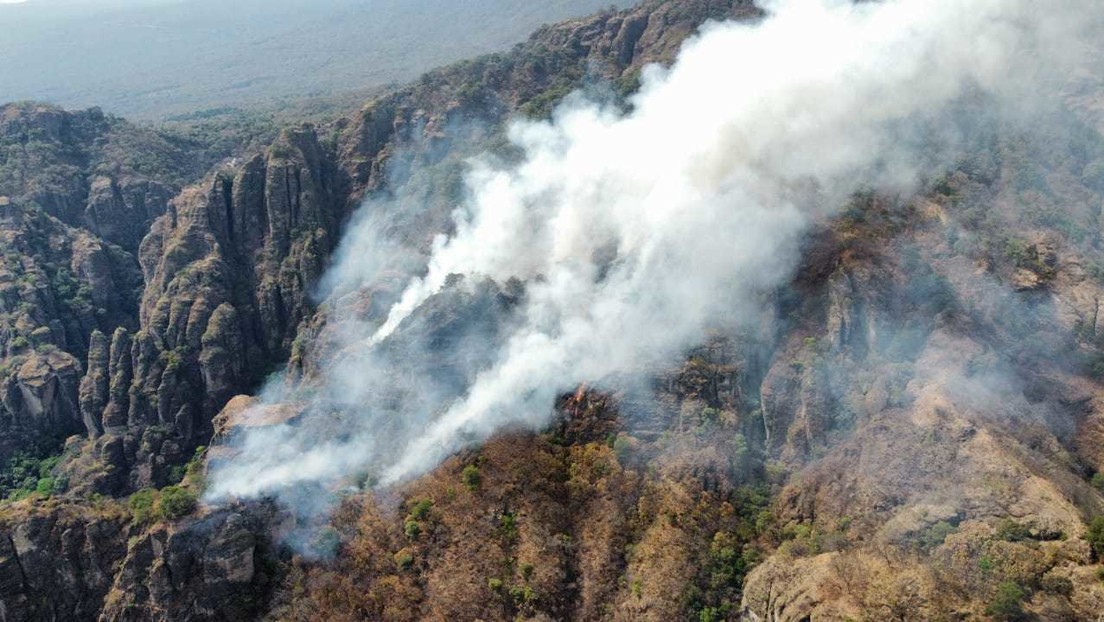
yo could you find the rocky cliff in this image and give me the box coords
[74,125,347,494]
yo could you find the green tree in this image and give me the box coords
[461,464,482,491]
[407,499,432,520]
[158,485,197,519]
[994,519,1031,542]
[128,488,158,524]
[986,582,1026,621]
[34,477,55,496]
[1091,472,1104,492]
[1088,517,1104,561]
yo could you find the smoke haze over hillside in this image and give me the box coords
[205,0,1103,513]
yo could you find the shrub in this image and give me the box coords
[0,452,61,501]
[167,465,186,484]
[461,464,481,491]
[779,522,822,557]
[699,406,720,426]
[1092,472,1104,492]
[1002,237,1032,266]
[128,488,158,524]
[498,512,518,541]
[708,532,754,591]
[311,527,340,556]
[37,455,59,477]
[407,499,432,521]
[1088,517,1104,561]
[995,519,1032,542]
[181,446,207,489]
[986,582,1026,621]
[5,488,33,503]
[508,584,536,606]
[612,434,633,461]
[755,509,775,536]
[161,349,184,372]
[920,521,957,549]
[1039,574,1073,596]
[1082,158,1104,192]
[404,519,421,539]
[157,485,197,520]
[394,549,414,570]
[520,82,575,119]
[615,68,642,98]
[34,477,54,495]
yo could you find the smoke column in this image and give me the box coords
[206,0,1099,502]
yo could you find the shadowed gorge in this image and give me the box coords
[4,1,1104,621]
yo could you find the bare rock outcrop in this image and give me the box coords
[0,501,131,622]
[99,510,273,622]
[75,126,348,490]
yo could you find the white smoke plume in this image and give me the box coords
[206,0,1100,504]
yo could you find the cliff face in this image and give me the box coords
[0,102,237,472]
[0,103,215,253]
[97,509,276,622]
[0,502,130,621]
[0,497,277,622]
[0,198,141,467]
[3,1,1104,621]
[74,125,347,493]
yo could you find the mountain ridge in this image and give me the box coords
[3,0,1104,620]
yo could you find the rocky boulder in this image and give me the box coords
[0,500,131,622]
[100,510,273,622]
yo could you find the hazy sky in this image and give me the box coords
[0,0,635,118]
